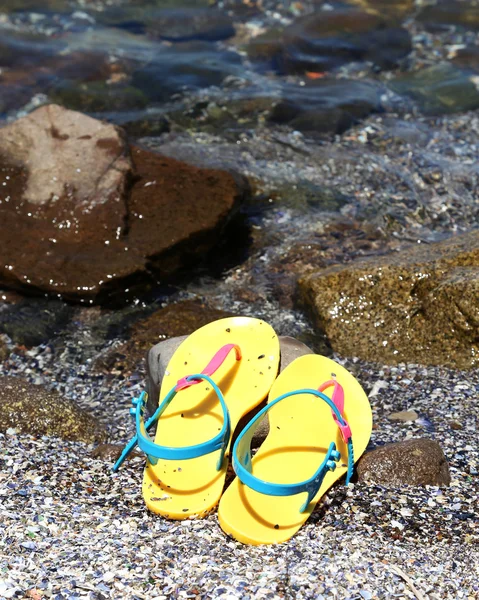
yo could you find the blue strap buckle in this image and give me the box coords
[112,374,231,472]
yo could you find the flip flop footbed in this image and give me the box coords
[218,354,372,544]
[142,316,280,519]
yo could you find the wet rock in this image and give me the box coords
[147,9,235,42]
[0,376,106,443]
[0,298,75,347]
[0,0,69,13]
[93,1,214,32]
[0,33,54,69]
[0,39,128,116]
[417,2,479,32]
[168,94,275,133]
[269,79,383,134]
[252,8,411,74]
[299,229,479,369]
[390,63,479,115]
[245,27,285,70]
[98,300,231,377]
[0,290,23,304]
[356,439,451,487]
[146,331,313,448]
[0,105,247,302]
[0,78,35,116]
[131,42,243,103]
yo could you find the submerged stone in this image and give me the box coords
[347,0,415,19]
[0,105,247,302]
[167,94,275,133]
[249,7,411,74]
[0,376,106,443]
[450,45,479,73]
[131,42,243,103]
[118,114,170,138]
[147,8,235,42]
[269,79,383,134]
[0,0,69,12]
[417,1,479,32]
[272,180,349,212]
[299,229,479,369]
[93,0,214,31]
[390,63,479,115]
[49,81,149,113]
[0,298,75,346]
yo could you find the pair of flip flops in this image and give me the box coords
[113,317,372,545]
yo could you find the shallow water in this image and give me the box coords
[1,0,479,353]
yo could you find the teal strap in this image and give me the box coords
[232,388,354,513]
[112,374,231,472]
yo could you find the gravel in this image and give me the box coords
[1,342,478,599]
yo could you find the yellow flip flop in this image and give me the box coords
[113,316,280,519]
[218,354,372,544]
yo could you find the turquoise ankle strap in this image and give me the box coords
[112,374,231,472]
[232,388,355,513]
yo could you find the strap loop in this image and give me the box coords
[113,343,242,473]
[232,386,354,513]
[113,375,231,472]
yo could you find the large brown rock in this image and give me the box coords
[356,439,451,487]
[0,376,106,443]
[0,105,245,302]
[299,229,479,368]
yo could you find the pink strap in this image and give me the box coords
[318,380,352,442]
[175,344,242,391]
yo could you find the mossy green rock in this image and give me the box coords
[0,377,106,443]
[390,63,479,115]
[417,2,479,31]
[49,81,149,113]
[272,180,348,212]
[299,229,479,368]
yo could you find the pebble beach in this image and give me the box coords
[1,0,479,597]
[1,322,478,599]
